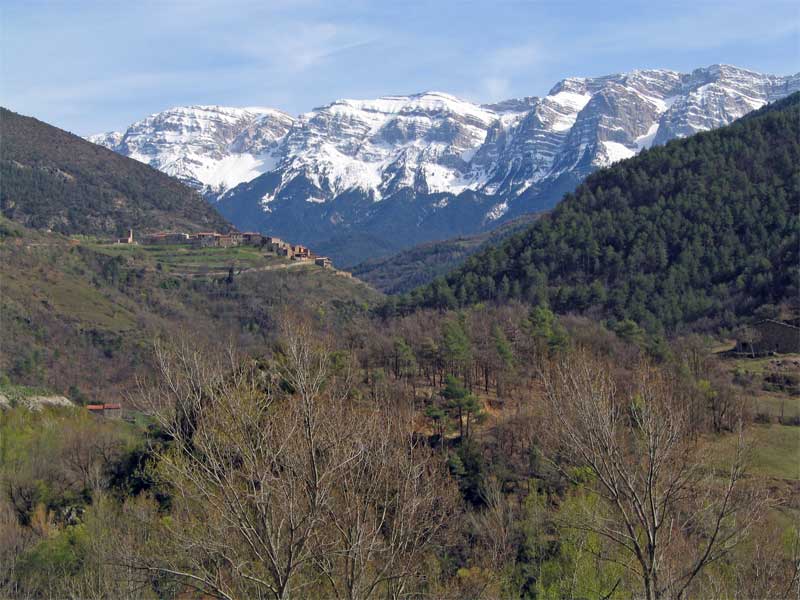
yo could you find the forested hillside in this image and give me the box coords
[0,108,230,235]
[4,294,798,599]
[399,93,800,333]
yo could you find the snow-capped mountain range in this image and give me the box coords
[89,105,294,193]
[90,64,799,265]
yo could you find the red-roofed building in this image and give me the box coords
[87,403,122,419]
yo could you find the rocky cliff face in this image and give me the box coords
[89,65,799,264]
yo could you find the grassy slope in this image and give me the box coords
[0,107,230,235]
[743,424,800,480]
[83,242,288,276]
[706,422,799,540]
[718,354,799,532]
[0,218,380,401]
[706,419,800,481]
[705,353,800,535]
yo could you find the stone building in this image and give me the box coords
[292,244,311,260]
[242,232,264,245]
[192,232,221,247]
[145,232,190,245]
[736,319,800,355]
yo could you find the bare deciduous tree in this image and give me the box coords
[132,319,456,600]
[468,476,517,572]
[62,419,125,493]
[540,349,764,600]
[314,407,458,600]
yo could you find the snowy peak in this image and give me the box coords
[321,91,493,119]
[90,105,294,193]
[271,91,502,200]
[652,64,800,145]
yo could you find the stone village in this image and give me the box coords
[114,228,334,269]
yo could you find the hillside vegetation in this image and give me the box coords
[0,108,230,235]
[3,297,798,599]
[399,93,800,334]
[0,218,379,400]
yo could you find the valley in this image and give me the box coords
[1,23,798,598]
[352,213,540,293]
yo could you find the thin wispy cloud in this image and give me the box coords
[476,42,542,101]
[485,43,541,73]
[1,0,796,134]
[224,21,380,72]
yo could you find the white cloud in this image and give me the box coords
[482,77,511,101]
[458,42,543,103]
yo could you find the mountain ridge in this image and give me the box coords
[352,213,542,294]
[88,64,799,262]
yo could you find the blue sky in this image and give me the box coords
[2,0,798,135]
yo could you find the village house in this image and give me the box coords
[87,403,122,419]
[217,234,238,248]
[266,237,290,253]
[241,232,264,245]
[292,244,312,260]
[314,256,332,268]
[192,232,221,248]
[735,319,800,355]
[144,232,190,245]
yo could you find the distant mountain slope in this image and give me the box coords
[89,65,798,264]
[352,214,540,293]
[1,108,230,236]
[398,93,800,333]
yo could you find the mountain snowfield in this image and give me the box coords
[90,64,799,264]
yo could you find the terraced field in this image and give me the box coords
[86,242,292,277]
